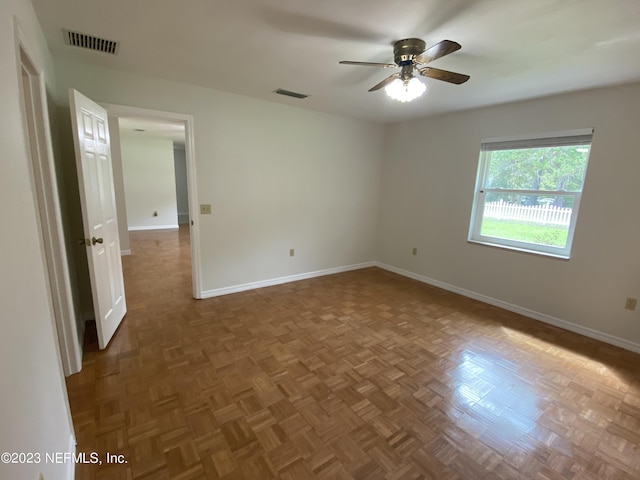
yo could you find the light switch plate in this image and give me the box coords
[200,204,212,215]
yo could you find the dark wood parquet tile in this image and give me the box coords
[67,226,640,479]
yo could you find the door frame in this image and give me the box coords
[14,18,82,376]
[102,103,202,299]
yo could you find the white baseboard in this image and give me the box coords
[66,432,76,480]
[121,249,131,256]
[128,225,179,231]
[201,262,376,299]
[376,262,640,354]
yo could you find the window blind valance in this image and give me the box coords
[481,128,594,151]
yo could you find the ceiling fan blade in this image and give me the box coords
[369,73,400,92]
[415,40,461,65]
[339,61,398,68]
[419,67,470,84]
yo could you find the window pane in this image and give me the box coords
[480,193,575,247]
[485,145,590,191]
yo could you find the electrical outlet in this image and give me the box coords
[625,297,637,311]
[289,248,295,257]
[412,247,417,255]
[200,204,212,215]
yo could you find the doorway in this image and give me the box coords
[103,104,202,299]
[116,116,188,235]
[17,42,82,375]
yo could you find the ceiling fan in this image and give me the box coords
[339,38,470,102]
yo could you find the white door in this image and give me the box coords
[69,89,126,349]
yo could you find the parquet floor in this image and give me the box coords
[66,226,640,480]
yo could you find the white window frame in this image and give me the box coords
[468,128,594,259]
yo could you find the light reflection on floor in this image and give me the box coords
[502,326,618,378]
[450,349,540,444]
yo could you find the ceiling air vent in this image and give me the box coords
[63,29,120,55]
[273,88,309,99]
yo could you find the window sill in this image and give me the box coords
[467,239,570,260]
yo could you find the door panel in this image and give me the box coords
[69,89,126,349]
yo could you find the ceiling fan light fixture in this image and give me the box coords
[385,77,426,103]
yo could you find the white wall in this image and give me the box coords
[0,1,75,479]
[378,83,640,349]
[120,135,178,230]
[54,59,384,292]
[173,145,189,224]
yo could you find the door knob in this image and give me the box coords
[92,237,104,245]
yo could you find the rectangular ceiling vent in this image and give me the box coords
[63,29,120,55]
[273,88,309,99]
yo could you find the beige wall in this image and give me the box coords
[0,0,74,479]
[54,58,385,293]
[120,136,178,230]
[377,83,640,348]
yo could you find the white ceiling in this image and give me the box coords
[32,0,640,124]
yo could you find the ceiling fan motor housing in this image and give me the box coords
[393,38,426,64]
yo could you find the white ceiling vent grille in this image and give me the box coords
[63,30,119,55]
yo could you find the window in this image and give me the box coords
[468,129,593,258]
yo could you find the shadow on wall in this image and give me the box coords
[54,105,94,326]
[173,144,189,225]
